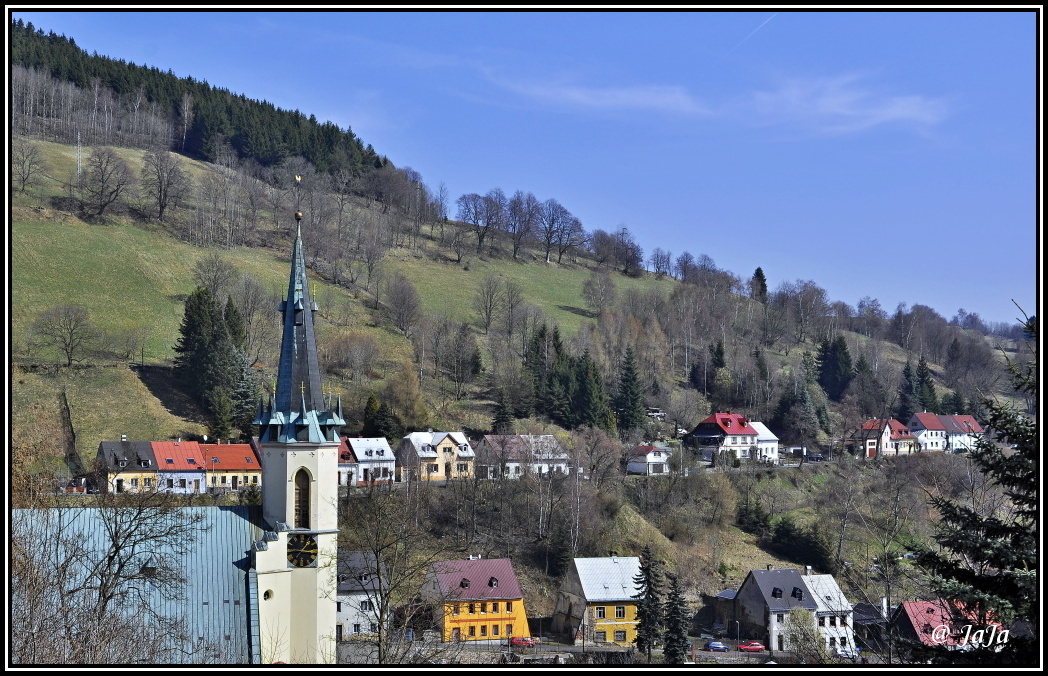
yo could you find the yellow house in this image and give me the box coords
[552,556,642,646]
[200,443,262,491]
[96,440,158,493]
[424,558,531,643]
[396,431,475,482]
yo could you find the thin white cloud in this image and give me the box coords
[747,74,951,135]
[499,79,710,114]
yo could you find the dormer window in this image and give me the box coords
[772,587,783,598]
[212,457,220,464]
[187,458,197,464]
[246,457,253,464]
[166,458,174,464]
[460,578,471,588]
[488,577,499,588]
[792,587,803,600]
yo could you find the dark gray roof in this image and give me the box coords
[97,440,157,472]
[338,551,387,594]
[254,225,344,443]
[744,569,817,611]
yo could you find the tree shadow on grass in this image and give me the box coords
[557,305,595,319]
[132,364,205,424]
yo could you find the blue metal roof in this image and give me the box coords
[14,505,263,664]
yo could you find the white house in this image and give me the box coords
[687,412,760,461]
[342,436,395,485]
[474,434,573,479]
[337,551,386,642]
[626,445,671,475]
[906,413,948,452]
[939,414,984,452]
[748,421,780,464]
[805,572,856,656]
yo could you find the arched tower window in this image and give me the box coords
[294,468,310,529]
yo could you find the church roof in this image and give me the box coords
[13,505,264,664]
[254,225,344,443]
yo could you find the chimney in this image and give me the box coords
[120,433,127,442]
[806,566,813,576]
[767,564,773,570]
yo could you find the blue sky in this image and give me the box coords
[12,10,1038,326]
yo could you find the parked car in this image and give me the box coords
[807,453,825,462]
[836,646,860,661]
[704,641,730,652]
[738,640,766,652]
[510,636,536,648]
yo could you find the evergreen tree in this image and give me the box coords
[172,287,216,402]
[361,392,380,437]
[224,295,246,351]
[632,544,664,662]
[915,354,939,413]
[916,317,1037,665]
[573,351,615,434]
[662,573,690,665]
[896,361,919,423]
[372,402,398,442]
[750,267,769,304]
[709,340,726,369]
[818,336,853,401]
[491,390,513,434]
[614,347,646,436]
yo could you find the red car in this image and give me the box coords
[738,641,766,652]
[510,636,536,648]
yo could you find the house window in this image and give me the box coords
[481,602,487,614]
[615,606,626,619]
[130,478,138,488]
[480,625,487,637]
[506,624,513,636]
[353,624,361,634]
[222,475,228,484]
[596,631,607,642]
[468,626,476,637]
[144,477,152,487]
[492,602,499,612]
[830,616,837,627]
[453,604,460,616]
[468,603,475,614]
[428,464,439,473]
[370,623,378,633]
[167,479,174,489]
[337,602,342,612]
[457,463,468,473]
[360,600,372,611]
[506,601,513,612]
[211,475,217,485]
[179,479,187,488]
[595,606,606,619]
[252,475,258,484]
[492,625,499,636]
[830,637,837,648]
[614,631,627,642]
[818,616,825,626]
[776,613,784,623]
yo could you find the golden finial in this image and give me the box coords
[300,381,306,396]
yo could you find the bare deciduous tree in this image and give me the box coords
[384,273,421,335]
[32,304,98,366]
[472,274,505,334]
[193,252,241,302]
[582,269,618,316]
[12,135,48,193]
[80,146,135,217]
[140,149,191,221]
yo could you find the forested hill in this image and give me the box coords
[10,18,384,174]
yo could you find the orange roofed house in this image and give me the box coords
[200,443,261,491]
[853,419,916,458]
[423,557,531,643]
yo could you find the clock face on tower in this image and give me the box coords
[287,534,319,567]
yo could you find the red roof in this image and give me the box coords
[432,558,524,601]
[887,419,915,440]
[950,415,983,434]
[701,412,758,436]
[911,413,946,431]
[199,443,260,471]
[897,600,1000,647]
[151,441,205,472]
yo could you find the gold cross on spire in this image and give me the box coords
[300,381,306,396]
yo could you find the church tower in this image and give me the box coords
[253,214,344,664]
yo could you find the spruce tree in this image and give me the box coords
[361,392,380,437]
[916,317,1037,665]
[491,390,513,434]
[896,361,919,423]
[662,574,690,664]
[173,287,216,402]
[632,544,664,662]
[614,347,646,436]
[573,351,614,434]
[750,267,768,304]
[915,355,939,414]
[224,295,246,351]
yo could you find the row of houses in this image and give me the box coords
[851,413,984,458]
[343,553,991,660]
